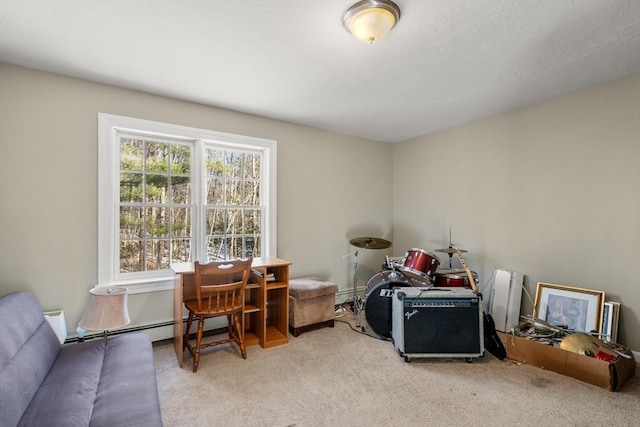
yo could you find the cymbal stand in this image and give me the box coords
[448,227,454,269]
[351,249,362,327]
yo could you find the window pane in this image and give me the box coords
[120,207,143,239]
[146,174,168,203]
[207,237,231,261]
[226,151,242,178]
[228,209,242,234]
[243,180,260,206]
[170,145,190,174]
[120,172,143,203]
[171,207,191,237]
[206,177,224,204]
[245,236,261,257]
[145,207,168,237]
[145,206,169,237]
[245,209,261,234]
[171,175,190,204]
[226,179,243,205]
[145,142,169,173]
[243,153,261,179]
[120,240,143,273]
[206,149,224,177]
[230,235,243,258]
[171,239,191,263]
[206,208,226,235]
[120,138,143,171]
[146,239,169,270]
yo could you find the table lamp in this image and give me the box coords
[78,287,130,339]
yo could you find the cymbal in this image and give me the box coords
[349,237,392,250]
[435,247,467,254]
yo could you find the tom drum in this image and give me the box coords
[399,248,440,284]
[434,270,478,288]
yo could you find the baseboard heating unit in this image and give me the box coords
[392,287,484,362]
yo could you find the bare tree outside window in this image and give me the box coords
[100,113,275,290]
[119,137,192,273]
[205,147,262,260]
[118,137,262,272]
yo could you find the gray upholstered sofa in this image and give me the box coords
[0,291,163,427]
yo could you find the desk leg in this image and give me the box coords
[173,274,184,368]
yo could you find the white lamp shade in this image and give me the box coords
[78,287,130,331]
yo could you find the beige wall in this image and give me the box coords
[1,63,638,352]
[393,74,640,351]
[0,63,393,340]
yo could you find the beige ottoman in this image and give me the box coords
[289,277,338,337]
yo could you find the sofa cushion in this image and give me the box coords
[90,333,163,426]
[0,292,61,427]
[19,333,162,427]
[0,292,163,427]
[19,338,105,426]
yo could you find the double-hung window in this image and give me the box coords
[98,114,276,293]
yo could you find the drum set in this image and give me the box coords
[347,237,478,340]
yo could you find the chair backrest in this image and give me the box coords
[193,258,253,313]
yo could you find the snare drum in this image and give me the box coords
[363,270,410,339]
[434,269,478,288]
[399,248,440,283]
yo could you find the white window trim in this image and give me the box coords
[98,113,277,294]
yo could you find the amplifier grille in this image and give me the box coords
[392,288,484,359]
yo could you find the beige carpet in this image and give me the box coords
[153,311,639,426]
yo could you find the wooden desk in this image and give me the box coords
[172,257,292,368]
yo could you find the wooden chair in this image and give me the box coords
[183,258,252,373]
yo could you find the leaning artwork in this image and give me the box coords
[533,282,605,334]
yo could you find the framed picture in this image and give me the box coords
[601,301,620,343]
[533,282,605,334]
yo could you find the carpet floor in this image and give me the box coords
[153,311,639,426]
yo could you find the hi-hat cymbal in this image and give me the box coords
[349,237,392,250]
[435,247,468,254]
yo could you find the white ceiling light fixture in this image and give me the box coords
[343,0,401,44]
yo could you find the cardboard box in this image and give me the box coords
[498,330,636,391]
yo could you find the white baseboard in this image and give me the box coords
[335,286,365,305]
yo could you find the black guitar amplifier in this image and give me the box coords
[392,287,484,361]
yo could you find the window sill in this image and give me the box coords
[97,274,175,294]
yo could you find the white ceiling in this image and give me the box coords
[1,0,639,143]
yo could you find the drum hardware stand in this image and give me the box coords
[351,249,363,327]
[385,255,407,283]
[447,227,454,269]
[344,237,393,329]
[342,249,363,327]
